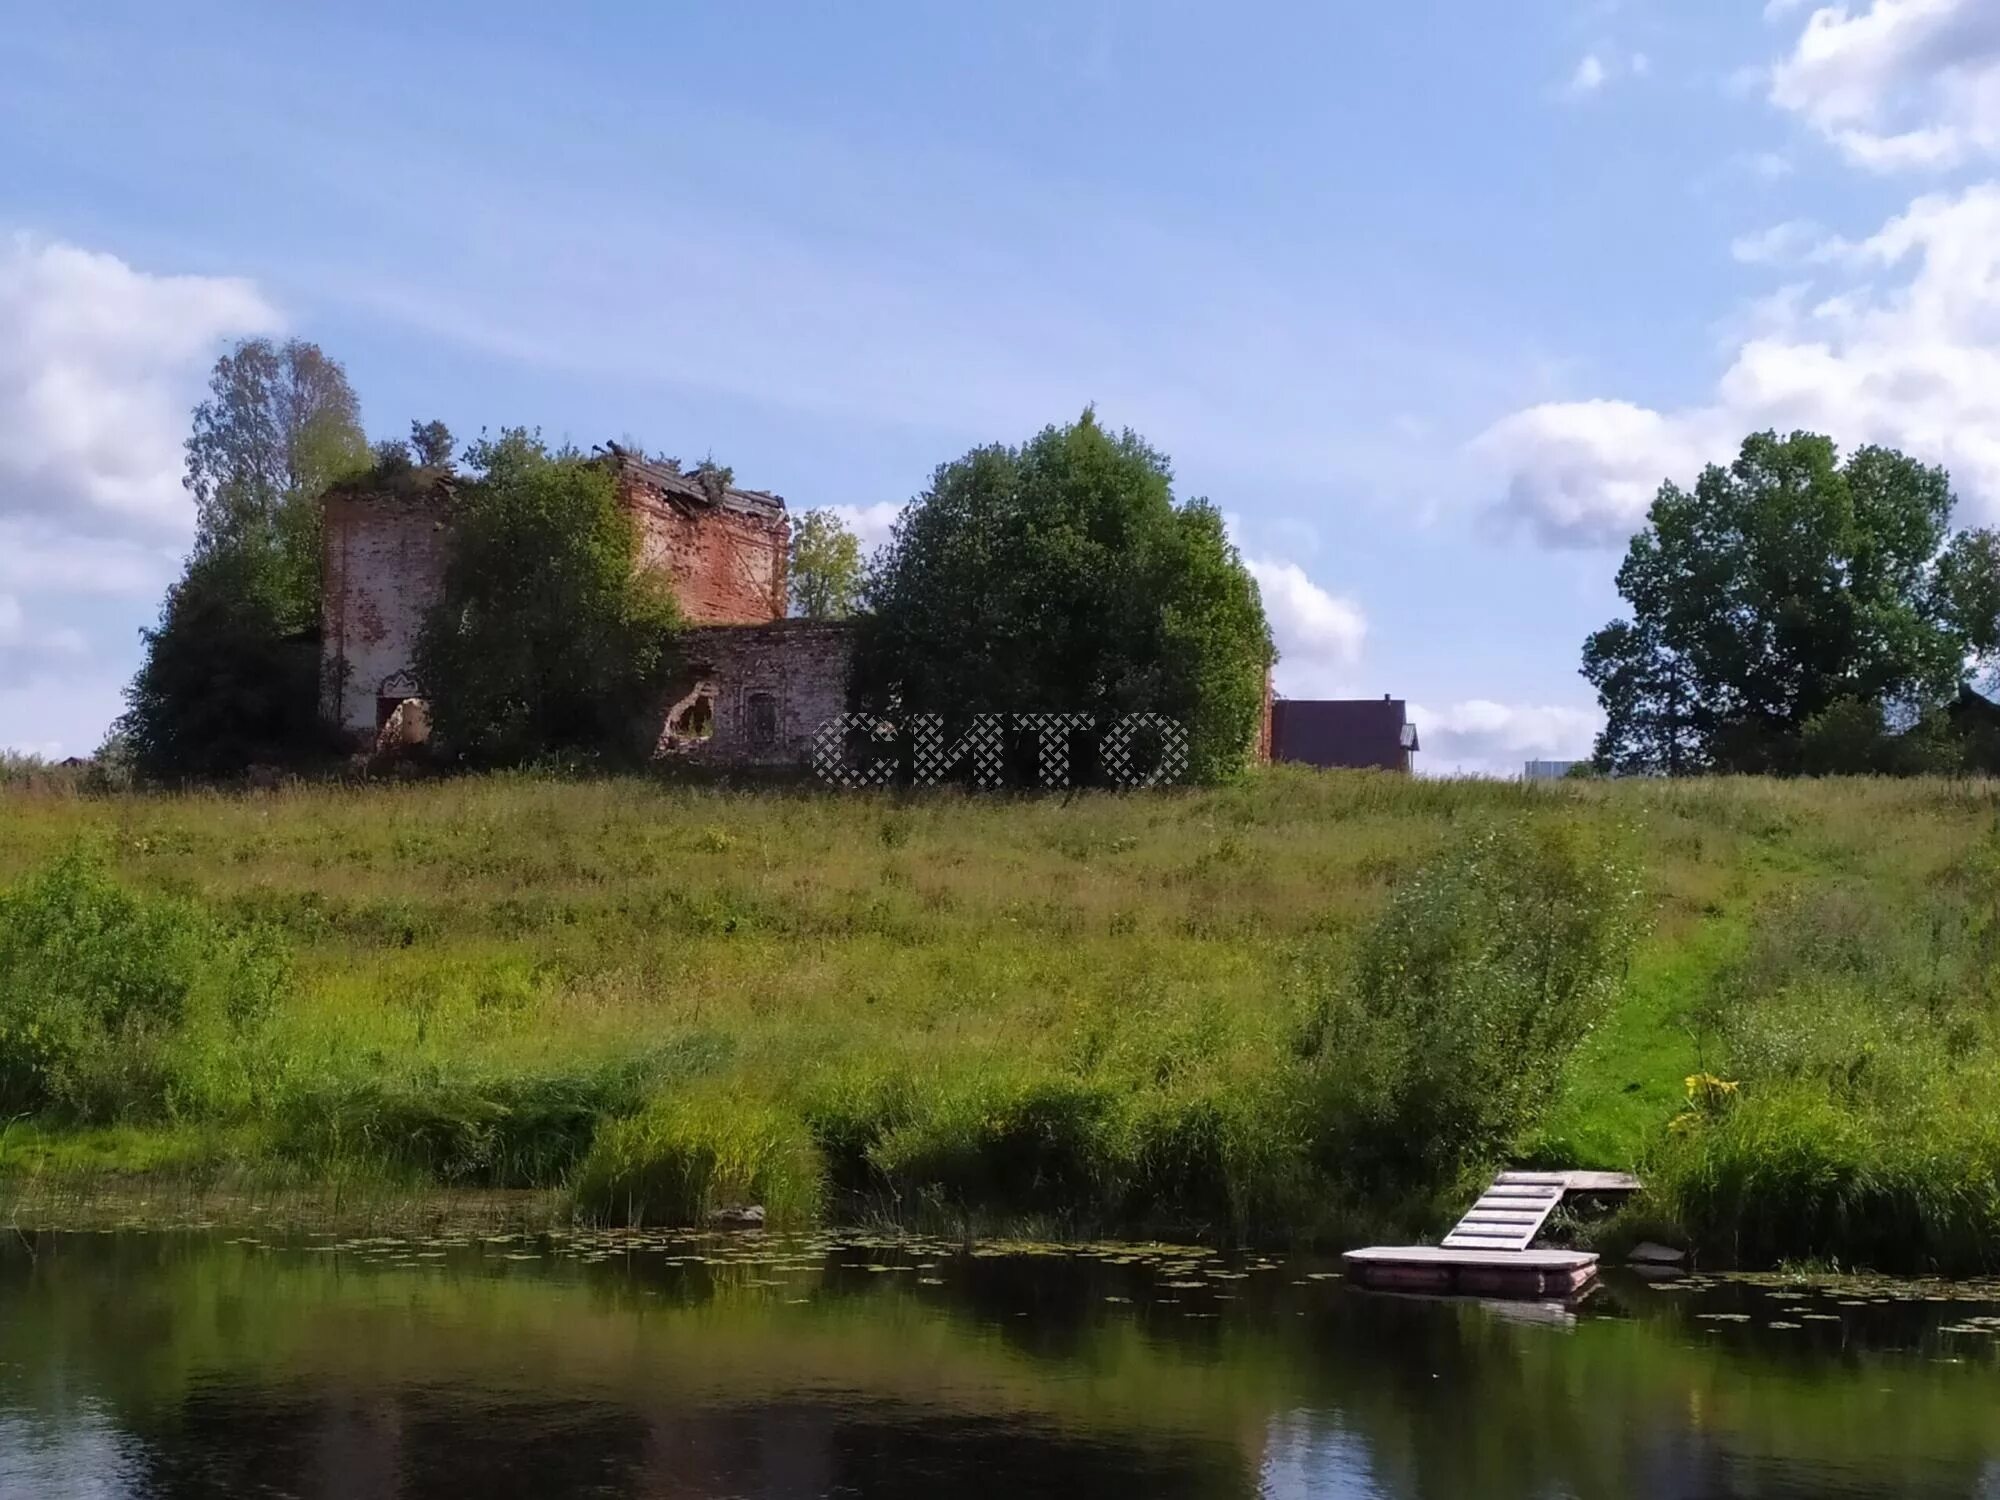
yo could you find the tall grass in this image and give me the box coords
[1647,854,2000,1272]
[2,770,1998,1265]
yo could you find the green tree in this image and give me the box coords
[415,440,681,764]
[182,338,369,628]
[120,546,330,779]
[789,509,864,620]
[1584,431,1971,774]
[408,418,455,468]
[854,410,1273,784]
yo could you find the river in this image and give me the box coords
[2,1225,1998,1498]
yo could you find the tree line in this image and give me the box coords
[1584,431,2000,776]
[118,339,1275,786]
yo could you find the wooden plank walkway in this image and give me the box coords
[1440,1171,1568,1252]
[1344,1168,1640,1299]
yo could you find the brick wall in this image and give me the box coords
[660,621,855,768]
[319,487,451,737]
[619,476,788,624]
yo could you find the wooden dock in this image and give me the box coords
[1344,1169,1640,1299]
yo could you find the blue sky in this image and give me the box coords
[5,0,1999,771]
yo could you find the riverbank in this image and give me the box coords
[2,769,1996,1270]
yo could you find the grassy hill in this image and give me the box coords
[1,768,1995,1269]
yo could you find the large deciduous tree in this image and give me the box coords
[415,435,681,764]
[789,509,863,620]
[853,410,1273,784]
[121,546,330,779]
[183,338,370,627]
[1584,431,1982,774]
[122,338,368,779]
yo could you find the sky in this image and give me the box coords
[3,0,1999,773]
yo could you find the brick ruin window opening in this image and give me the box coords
[748,692,778,749]
[376,672,423,731]
[673,693,715,741]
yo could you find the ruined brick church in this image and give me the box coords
[318,445,852,766]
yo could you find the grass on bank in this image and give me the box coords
[1,768,1998,1270]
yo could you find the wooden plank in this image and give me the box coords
[1555,1170,1641,1193]
[1344,1246,1596,1268]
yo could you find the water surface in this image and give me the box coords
[4,1226,1999,1498]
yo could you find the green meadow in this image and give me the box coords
[2,768,1997,1271]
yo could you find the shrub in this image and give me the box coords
[866,1073,1128,1222]
[1305,820,1643,1191]
[572,1091,823,1226]
[0,846,289,1121]
[416,442,682,765]
[120,544,336,780]
[1651,1083,2000,1272]
[271,1040,733,1185]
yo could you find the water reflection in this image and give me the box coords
[2,1227,1997,1499]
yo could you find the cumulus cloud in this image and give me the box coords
[0,235,278,536]
[1246,557,1368,697]
[826,501,905,557]
[0,235,278,749]
[1408,699,1604,777]
[1479,184,2000,544]
[1769,0,2000,171]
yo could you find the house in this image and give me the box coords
[318,445,852,766]
[1269,695,1419,772]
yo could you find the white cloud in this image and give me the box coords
[1729,218,1831,265]
[1477,398,1720,547]
[0,235,277,749]
[1408,699,1604,777]
[1769,0,2000,171]
[0,235,279,536]
[1245,557,1368,697]
[1569,53,1610,96]
[1479,184,2000,545]
[826,501,905,557]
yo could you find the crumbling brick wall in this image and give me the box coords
[656,621,855,768]
[319,453,796,746]
[616,462,788,624]
[319,485,451,737]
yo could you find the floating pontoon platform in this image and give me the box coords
[1343,1170,1640,1299]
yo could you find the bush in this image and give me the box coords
[867,1073,1128,1221]
[1304,820,1643,1192]
[571,1091,823,1226]
[270,1039,734,1185]
[120,544,334,780]
[0,846,289,1121]
[1652,1083,2000,1272]
[416,442,682,765]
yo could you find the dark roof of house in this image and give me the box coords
[1271,697,1418,769]
[604,444,786,520]
[1949,683,2000,727]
